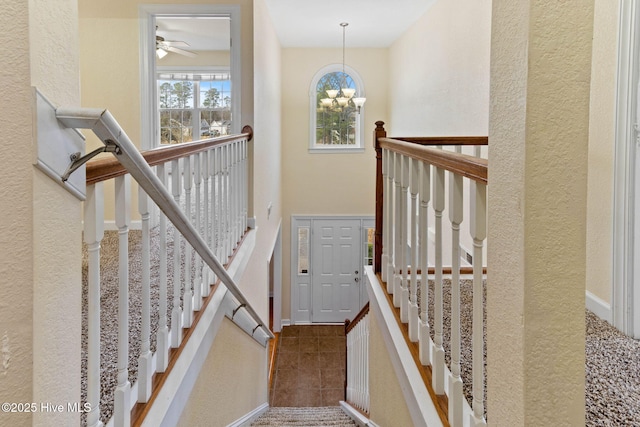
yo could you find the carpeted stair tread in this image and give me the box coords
[251,407,356,426]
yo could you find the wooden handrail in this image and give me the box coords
[345,302,370,335]
[378,138,487,184]
[388,136,488,146]
[86,125,253,185]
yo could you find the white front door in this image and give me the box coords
[311,219,361,323]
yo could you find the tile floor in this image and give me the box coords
[270,325,346,407]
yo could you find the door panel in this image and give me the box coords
[311,219,361,322]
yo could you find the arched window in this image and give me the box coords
[309,64,366,152]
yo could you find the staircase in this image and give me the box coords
[251,407,356,426]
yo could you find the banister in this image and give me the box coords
[345,302,370,335]
[86,127,253,185]
[386,136,488,146]
[378,138,488,184]
[56,107,273,343]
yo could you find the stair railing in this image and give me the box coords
[57,107,272,427]
[344,302,370,414]
[372,121,488,427]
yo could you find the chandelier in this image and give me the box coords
[319,23,366,114]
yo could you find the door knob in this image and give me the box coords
[355,277,359,282]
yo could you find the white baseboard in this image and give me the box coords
[226,402,269,427]
[586,291,612,324]
[281,319,291,327]
[339,401,369,427]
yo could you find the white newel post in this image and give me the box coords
[471,179,487,427]
[419,162,432,366]
[432,165,446,394]
[84,183,104,427]
[156,163,169,372]
[242,139,248,232]
[193,152,203,311]
[171,159,183,348]
[400,154,410,323]
[137,186,153,402]
[409,157,420,342]
[114,175,131,427]
[183,156,193,327]
[449,170,464,426]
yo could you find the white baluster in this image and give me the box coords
[448,170,464,426]
[84,183,104,427]
[393,151,402,304]
[364,314,370,412]
[209,148,218,285]
[221,145,229,260]
[156,163,169,372]
[113,175,131,427]
[183,156,193,327]
[201,151,211,297]
[216,146,224,263]
[385,149,395,288]
[419,162,432,366]
[409,158,420,341]
[171,159,183,348]
[400,154,410,323]
[242,139,248,232]
[137,186,152,402]
[232,141,239,246]
[381,148,389,282]
[470,179,487,427]
[193,152,203,311]
[432,165,445,394]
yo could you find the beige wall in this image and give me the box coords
[367,312,414,427]
[488,0,593,424]
[0,0,82,426]
[388,0,491,136]
[177,318,268,426]
[280,48,387,321]
[586,0,619,304]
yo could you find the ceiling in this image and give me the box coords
[154,1,434,51]
[156,16,230,51]
[263,0,435,48]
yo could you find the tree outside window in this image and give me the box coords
[158,72,231,144]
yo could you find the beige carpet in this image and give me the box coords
[251,407,356,426]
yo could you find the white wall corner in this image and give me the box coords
[226,402,269,427]
[586,291,612,324]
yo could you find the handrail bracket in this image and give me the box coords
[62,141,120,182]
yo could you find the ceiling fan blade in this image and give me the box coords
[167,46,197,58]
[164,40,190,48]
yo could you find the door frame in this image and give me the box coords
[613,0,640,337]
[138,4,242,150]
[290,215,373,324]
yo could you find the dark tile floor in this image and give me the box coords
[270,325,346,407]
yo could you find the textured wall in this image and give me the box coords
[0,1,35,424]
[0,0,82,426]
[488,0,594,425]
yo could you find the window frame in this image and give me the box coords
[157,66,232,144]
[308,63,366,153]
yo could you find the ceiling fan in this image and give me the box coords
[156,34,197,58]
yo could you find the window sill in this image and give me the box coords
[309,146,365,154]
